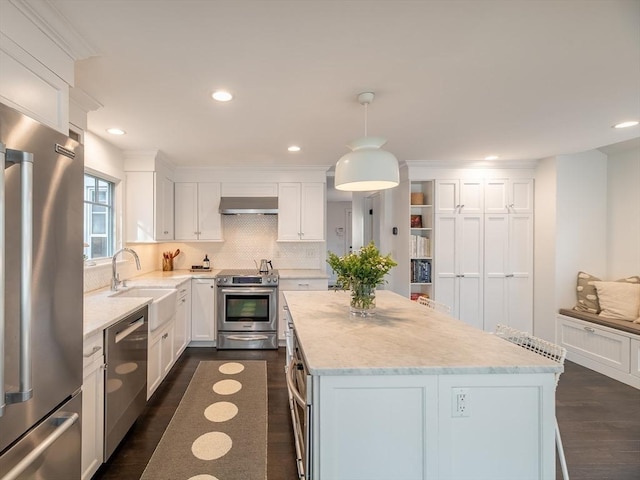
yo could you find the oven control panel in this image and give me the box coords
[216,270,279,286]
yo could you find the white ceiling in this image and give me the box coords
[50,0,640,169]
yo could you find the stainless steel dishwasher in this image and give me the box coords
[104,306,148,460]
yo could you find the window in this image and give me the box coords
[84,173,115,260]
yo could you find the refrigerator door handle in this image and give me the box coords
[4,149,34,407]
[0,412,79,480]
[0,143,5,417]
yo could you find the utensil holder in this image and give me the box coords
[162,257,173,271]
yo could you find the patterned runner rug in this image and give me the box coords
[141,360,267,480]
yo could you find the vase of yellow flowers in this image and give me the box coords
[327,241,398,316]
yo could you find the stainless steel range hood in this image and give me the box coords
[219,196,278,215]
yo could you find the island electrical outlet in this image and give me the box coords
[452,388,470,417]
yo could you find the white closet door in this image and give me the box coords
[458,214,484,330]
[507,214,533,332]
[459,180,484,214]
[484,214,509,332]
[434,215,457,316]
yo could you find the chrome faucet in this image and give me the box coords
[111,247,141,291]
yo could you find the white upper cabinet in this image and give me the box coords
[175,182,222,241]
[435,179,484,214]
[278,182,325,241]
[484,178,534,214]
[125,171,174,242]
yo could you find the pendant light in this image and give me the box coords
[334,92,399,192]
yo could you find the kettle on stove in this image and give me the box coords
[259,259,273,274]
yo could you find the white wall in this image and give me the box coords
[326,201,351,284]
[533,157,558,340]
[555,150,608,308]
[607,144,640,278]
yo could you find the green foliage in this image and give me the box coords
[327,241,398,290]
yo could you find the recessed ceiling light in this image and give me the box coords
[106,128,126,135]
[613,120,639,129]
[212,90,233,102]
[288,145,301,152]
[484,155,499,160]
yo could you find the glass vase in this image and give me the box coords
[349,283,376,316]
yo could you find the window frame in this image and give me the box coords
[83,171,116,262]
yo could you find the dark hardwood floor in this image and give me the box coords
[93,347,296,480]
[94,348,640,480]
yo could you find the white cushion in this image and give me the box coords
[592,281,640,321]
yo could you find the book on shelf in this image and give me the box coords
[410,235,431,258]
[410,259,431,283]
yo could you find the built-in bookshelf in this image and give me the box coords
[409,180,434,300]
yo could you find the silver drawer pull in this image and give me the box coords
[83,346,102,358]
[584,326,596,333]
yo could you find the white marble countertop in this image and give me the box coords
[284,290,563,376]
[83,270,206,337]
[83,268,326,338]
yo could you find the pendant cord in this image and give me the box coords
[364,102,368,137]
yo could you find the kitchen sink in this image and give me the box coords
[112,287,177,331]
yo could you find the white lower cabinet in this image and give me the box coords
[312,373,555,480]
[81,331,105,480]
[556,314,640,388]
[191,279,216,344]
[278,278,327,343]
[174,281,192,358]
[147,320,175,399]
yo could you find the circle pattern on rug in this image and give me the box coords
[213,379,242,395]
[191,431,232,460]
[218,362,245,374]
[205,401,238,422]
[188,475,219,480]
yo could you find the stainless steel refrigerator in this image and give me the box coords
[0,102,83,479]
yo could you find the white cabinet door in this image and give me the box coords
[174,182,199,240]
[198,182,222,240]
[278,182,325,241]
[484,214,533,333]
[278,183,302,240]
[175,182,222,241]
[484,178,533,214]
[434,214,483,329]
[457,214,484,330]
[147,333,162,399]
[156,174,174,240]
[125,171,155,243]
[300,182,325,240]
[161,324,175,377]
[174,283,192,358]
[81,333,104,480]
[125,171,174,242]
[436,179,483,214]
[191,279,216,342]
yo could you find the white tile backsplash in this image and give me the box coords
[163,215,323,270]
[83,216,324,292]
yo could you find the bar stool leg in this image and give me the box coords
[555,417,569,480]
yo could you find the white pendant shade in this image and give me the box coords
[335,136,399,192]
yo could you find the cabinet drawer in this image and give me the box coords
[557,316,630,372]
[83,331,104,370]
[280,279,328,291]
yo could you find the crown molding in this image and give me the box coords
[70,87,102,113]
[10,0,98,60]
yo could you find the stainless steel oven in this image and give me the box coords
[216,269,278,349]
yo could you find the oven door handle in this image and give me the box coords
[218,288,276,295]
[225,334,271,341]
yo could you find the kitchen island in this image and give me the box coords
[283,290,561,480]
